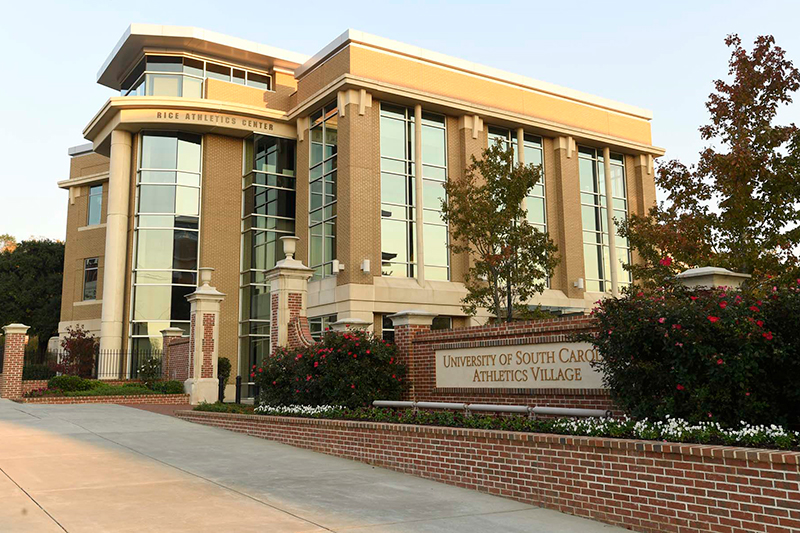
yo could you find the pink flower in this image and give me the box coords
[314,362,319,367]
[659,257,673,266]
[675,342,683,347]
[672,324,682,330]
[746,392,751,396]
[676,384,685,391]
[708,316,720,323]
[351,384,356,389]
[717,359,723,365]
[749,306,760,312]
[719,301,727,309]
[658,318,666,324]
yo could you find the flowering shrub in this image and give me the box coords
[235,405,800,450]
[251,329,406,408]
[583,283,800,427]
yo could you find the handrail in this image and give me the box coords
[372,400,612,419]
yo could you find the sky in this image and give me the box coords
[1,0,799,241]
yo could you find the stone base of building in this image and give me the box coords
[184,377,218,405]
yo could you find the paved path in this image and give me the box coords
[0,400,624,532]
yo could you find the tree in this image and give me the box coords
[0,239,64,347]
[620,34,800,288]
[0,234,16,253]
[441,141,559,322]
[58,325,97,378]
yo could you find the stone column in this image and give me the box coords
[1,324,29,400]
[413,104,425,286]
[160,327,185,380]
[185,268,225,404]
[553,136,585,299]
[100,129,133,351]
[266,236,314,353]
[388,311,435,399]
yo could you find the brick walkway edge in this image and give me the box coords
[175,410,800,533]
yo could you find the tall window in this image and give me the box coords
[487,127,546,233]
[308,102,337,278]
[420,112,449,280]
[130,132,202,351]
[240,135,296,376]
[578,147,631,292]
[87,185,103,226]
[83,258,98,301]
[380,104,449,279]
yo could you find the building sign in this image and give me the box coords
[435,342,605,389]
[153,111,278,133]
[120,108,296,139]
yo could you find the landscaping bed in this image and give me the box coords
[21,375,188,404]
[195,403,800,450]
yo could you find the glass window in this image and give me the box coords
[131,132,201,350]
[309,102,338,278]
[578,147,630,292]
[87,185,103,226]
[432,316,452,331]
[206,62,231,81]
[309,314,337,340]
[382,315,395,343]
[83,258,98,300]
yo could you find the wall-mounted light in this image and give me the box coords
[361,259,370,273]
[574,278,585,290]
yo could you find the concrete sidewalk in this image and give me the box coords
[0,400,624,532]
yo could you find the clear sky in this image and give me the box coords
[1,0,799,241]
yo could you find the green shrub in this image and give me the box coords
[137,356,162,386]
[218,357,232,386]
[252,329,406,408]
[47,375,93,392]
[583,283,800,428]
[149,380,185,394]
[194,402,254,414]
[22,364,57,380]
[63,385,156,397]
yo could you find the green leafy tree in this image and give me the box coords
[0,234,16,253]
[440,141,559,321]
[621,34,800,288]
[0,239,64,346]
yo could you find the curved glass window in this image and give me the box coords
[121,55,272,97]
[578,147,630,292]
[130,132,202,351]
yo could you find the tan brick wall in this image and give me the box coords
[551,140,585,299]
[295,48,351,104]
[69,152,108,179]
[336,96,380,287]
[60,182,108,324]
[200,134,242,370]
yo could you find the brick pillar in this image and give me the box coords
[265,236,313,353]
[185,268,225,404]
[387,311,435,400]
[1,324,30,400]
[160,327,185,380]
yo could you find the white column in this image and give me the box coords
[100,130,132,351]
[602,147,619,297]
[413,104,425,286]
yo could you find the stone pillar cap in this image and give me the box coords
[331,318,373,327]
[676,267,751,280]
[387,310,437,327]
[160,327,185,337]
[3,323,30,335]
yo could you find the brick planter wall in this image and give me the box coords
[402,316,614,411]
[176,411,800,533]
[19,394,190,405]
[164,337,190,382]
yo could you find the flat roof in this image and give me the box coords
[68,143,94,157]
[97,24,310,90]
[296,29,653,120]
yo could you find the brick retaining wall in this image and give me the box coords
[176,410,800,533]
[19,394,190,405]
[401,316,614,411]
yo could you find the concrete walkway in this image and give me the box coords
[0,400,625,532]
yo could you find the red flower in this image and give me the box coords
[250,372,255,378]
[756,320,764,327]
[306,375,312,381]
[272,381,277,385]
[719,301,727,309]
[690,296,698,301]
[763,331,773,341]
[658,317,666,324]
[749,306,759,312]
[659,256,673,266]
[672,324,682,330]
[258,367,263,373]
[351,384,355,389]
[314,361,319,367]
[746,392,751,396]
[707,316,720,323]
[353,354,357,358]
[676,384,685,391]
[366,350,370,354]
[717,358,723,365]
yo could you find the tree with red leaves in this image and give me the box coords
[621,35,800,288]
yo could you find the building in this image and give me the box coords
[57,24,663,380]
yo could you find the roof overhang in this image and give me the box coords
[97,24,310,90]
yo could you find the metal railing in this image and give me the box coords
[372,400,612,419]
[17,349,163,381]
